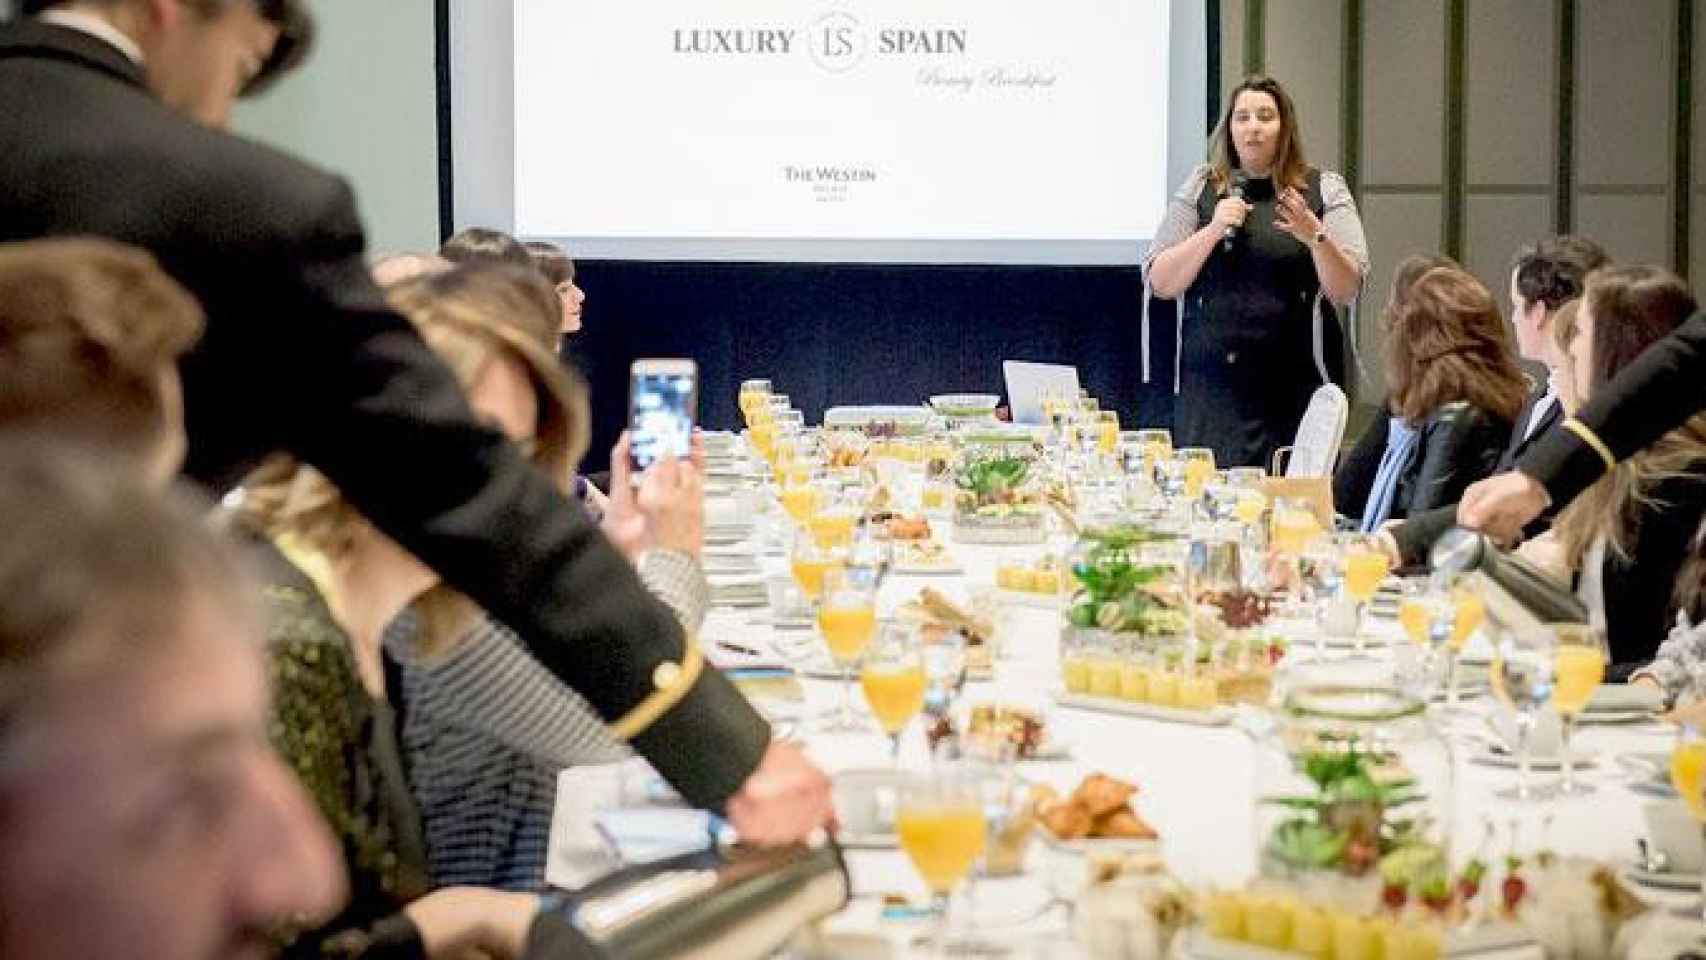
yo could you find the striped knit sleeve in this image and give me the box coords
[428,617,631,768]
[638,548,710,630]
[1633,616,1706,707]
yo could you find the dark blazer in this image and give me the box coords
[0,21,765,808]
[1502,385,1563,471]
[1523,310,1706,507]
[1603,466,1706,680]
[1393,385,1561,566]
[1334,401,1512,528]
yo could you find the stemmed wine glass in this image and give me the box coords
[815,565,878,734]
[1668,724,1706,929]
[1489,620,1557,802]
[897,763,990,957]
[1550,623,1608,797]
[1339,533,1392,657]
[860,623,926,764]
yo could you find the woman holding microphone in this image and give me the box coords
[1146,76,1369,469]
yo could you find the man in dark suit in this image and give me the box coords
[1383,236,1607,565]
[0,0,830,842]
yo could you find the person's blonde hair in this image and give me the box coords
[1553,266,1706,568]
[0,237,203,465]
[233,262,590,657]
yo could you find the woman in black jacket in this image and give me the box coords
[1339,260,1527,530]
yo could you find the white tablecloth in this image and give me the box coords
[554,515,1694,958]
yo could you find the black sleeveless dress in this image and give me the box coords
[1175,169,1345,469]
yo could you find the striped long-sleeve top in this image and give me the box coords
[390,549,708,890]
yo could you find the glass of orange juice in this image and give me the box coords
[817,565,877,733]
[1133,428,1173,478]
[1178,447,1216,499]
[1671,725,1706,927]
[807,505,858,549]
[738,378,772,425]
[861,624,926,763]
[779,477,825,527]
[897,765,989,954]
[1433,579,1486,714]
[1552,623,1607,796]
[1095,410,1120,456]
[790,531,844,603]
[1340,533,1391,657]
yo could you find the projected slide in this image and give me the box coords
[511,0,1171,263]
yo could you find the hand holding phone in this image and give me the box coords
[628,358,698,478]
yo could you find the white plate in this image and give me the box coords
[1578,709,1663,725]
[1053,690,1235,727]
[890,560,966,576]
[1621,862,1704,892]
[703,528,755,546]
[1470,744,1598,771]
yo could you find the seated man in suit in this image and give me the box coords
[1381,236,1608,567]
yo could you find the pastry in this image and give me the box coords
[1072,773,1139,818]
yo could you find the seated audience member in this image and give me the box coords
[524,239,585,339]
[378,263,707,890]
[0,237,202,482]
[1334,254,1458,512]
[231,454,539,953]
[1339,262,1526,531]
[1523,266,1706,678]
[1632,523,1706,705]
[1380,237,1610,565]
[440,227,533,268]
[0,446,346,960]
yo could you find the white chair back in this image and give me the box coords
[1277,384,1349,478]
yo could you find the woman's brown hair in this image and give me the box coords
[1382,265,1527,426]
[1553,266,1706,568]
[1207,75,1310,195]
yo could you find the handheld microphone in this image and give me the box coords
[1222,172,1249,252]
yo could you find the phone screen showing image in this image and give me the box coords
[629,366,696,474]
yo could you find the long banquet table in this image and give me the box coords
[553,494,1695,958]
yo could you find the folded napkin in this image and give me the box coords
[593,808,720,866]
[1587,683,1663,713]
[548,760,685,889]
[707,573,769,607]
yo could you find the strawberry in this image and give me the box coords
[1501,856,1527,913]
[1382,883,1407,911]
[1415,872,1452,913]
[1458,859,1487,902]
[1343,837,1377,876]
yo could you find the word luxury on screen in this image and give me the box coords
[672,26,968,57]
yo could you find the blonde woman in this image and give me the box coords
[235,262,704,952]
[379,263,707,890]
[1535,266,1706,679]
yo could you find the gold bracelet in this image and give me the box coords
[1561,417,1617,473]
